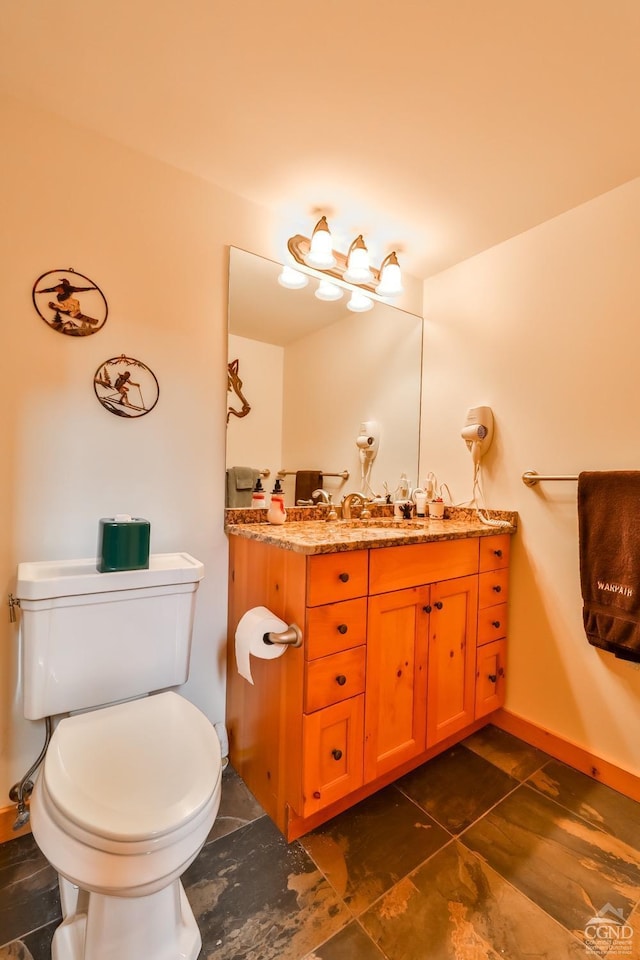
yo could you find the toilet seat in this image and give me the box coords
[42,691,222,853]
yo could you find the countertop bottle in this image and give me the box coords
[267,478,287,525]
[251,478,266,509]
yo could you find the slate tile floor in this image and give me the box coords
[1,725,639,959]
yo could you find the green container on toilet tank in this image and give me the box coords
[97,515,150,572]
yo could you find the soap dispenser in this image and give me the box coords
[251,478,266,509]
[267,478,287,525]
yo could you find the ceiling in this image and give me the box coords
[2,1,640,278]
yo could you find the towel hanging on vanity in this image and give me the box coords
[578,471,640,663]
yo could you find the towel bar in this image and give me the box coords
[522,471,578,486]
[278,469,350,480]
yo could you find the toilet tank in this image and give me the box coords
[16,553,204,720]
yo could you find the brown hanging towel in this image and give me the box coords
[578,471,640,662]
[295,471,323,504]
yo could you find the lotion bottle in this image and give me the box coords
[251,478,266,509]
[267,478,287,525]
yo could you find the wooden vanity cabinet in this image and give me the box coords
[226,531,511,841]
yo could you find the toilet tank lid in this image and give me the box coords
[16,552,204,601]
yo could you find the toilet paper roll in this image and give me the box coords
[235,606,289,685]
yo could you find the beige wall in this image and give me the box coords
[0,93,278,798]
[421,177,640,776]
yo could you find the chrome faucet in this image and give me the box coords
[341,492,372,520]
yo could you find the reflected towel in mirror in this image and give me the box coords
[226,466,260,507]
[295,471,323,504]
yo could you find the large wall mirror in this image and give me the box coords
[226,246,423,509]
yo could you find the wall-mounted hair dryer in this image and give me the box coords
[461,406,494,464]
[356,421,379,459]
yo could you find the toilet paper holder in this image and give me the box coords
[263,624,303,648]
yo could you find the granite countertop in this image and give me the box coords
[225,508,518,555]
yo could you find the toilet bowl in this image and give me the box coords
[30,692,222,960]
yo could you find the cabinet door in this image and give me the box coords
[365,586,430,782]
[426,575,478,747]
[302,695,364,817]
[476,639,507,718]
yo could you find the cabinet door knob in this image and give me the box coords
[337,623,348,634]
[493,549,503,558]
[336,675,347,686]
[423,604,432,613]
[338,572,350,583]
[492,585,502,593]
[313,791,321,799]
[492,620,501,628]
[332,749,343,761]
[434,601,444,610]
[488,673,497,683]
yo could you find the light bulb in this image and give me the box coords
[278,266,309,289]
[375,252,403,296]
[343,235,374,284]
[305,216,336,269]
[347,290,373,313]
[315,279,343,301]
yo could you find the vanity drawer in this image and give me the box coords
[307,551,369,606]
[304,646,366,713]
[475,639,507,718]
[478,569,509,609]
[301,694,365,817]
[477,602,508,645]
[305,598,367,660]
[369,538,479,595]
[479,534,511,572]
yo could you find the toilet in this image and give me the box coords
[15,553,222,960]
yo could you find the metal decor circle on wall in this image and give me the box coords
[94,355,159,419]
[32,267,108,336]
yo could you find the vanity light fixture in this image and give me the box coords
[346,290,374,313]
[375,251,404,296]
[343,235,374,284]
[304,216,337,269]
[315,279,343,301]
[287,216,403,299]
[278,265,309,289]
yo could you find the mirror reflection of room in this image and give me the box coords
[226,247,423,509]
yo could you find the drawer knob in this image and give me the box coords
[434,601,443,610]
[337,623,348,634]
[488,673,497,683]
[313,791,321,799]
[336,674,347,686]
[338,572,350,583]
[332,749,343,761]
[492,620,501,629]
[493,549,503,558]
[492,585,502,593]
[423,604,432,613]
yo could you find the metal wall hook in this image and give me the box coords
[263,624,303,648]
